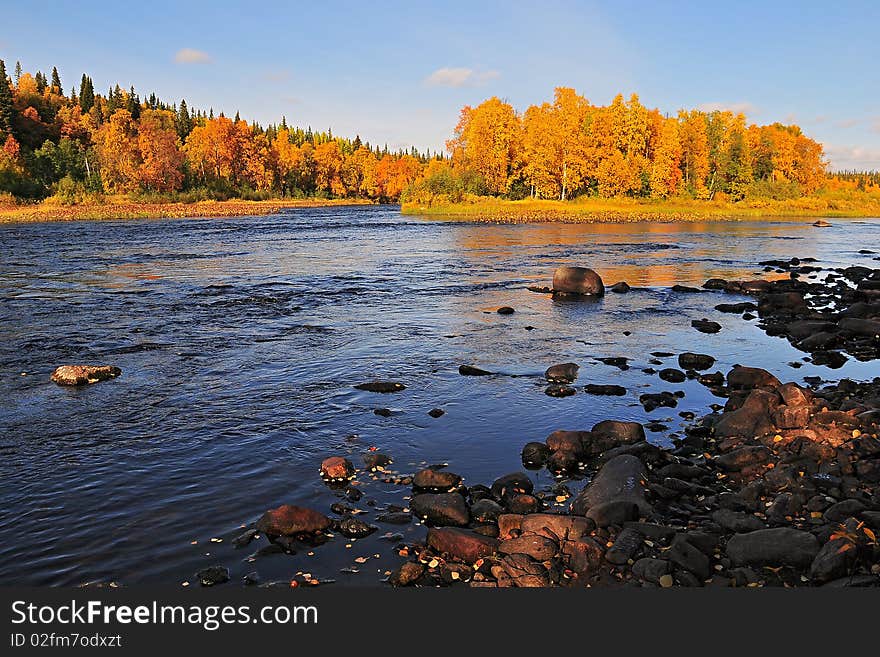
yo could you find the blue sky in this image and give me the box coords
[2,0,878,169]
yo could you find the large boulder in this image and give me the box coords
[727,365,781,391]
[412,468,462,492]
[552,266,605,297]
[586,420,646,455]
[427,527,498,562]
[255,505,331,536]
[50,365,121,386]
[411,493,470,526]
[570,454,651,521]
[726,528,819,567]
[714,389,779,438]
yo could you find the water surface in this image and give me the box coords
[1,206,878,585]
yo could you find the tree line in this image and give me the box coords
[404,87,845,205]
[0,60,437,203]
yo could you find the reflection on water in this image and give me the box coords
[1,207,878,585]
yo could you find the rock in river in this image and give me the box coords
[691,319,722,334]
[678,352,716,371]
[552,266,605,297]
[320,456,355,481]
[255,505,332,537]
[570,454,651,521]
[413,468,462,492]
[354,381,406,393]
[459,364,492,376]
[50,365,121,386]
[411,493,470,526]
[545,362,580,383]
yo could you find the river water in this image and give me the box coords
[1,206,878,586]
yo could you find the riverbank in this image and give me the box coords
[0,197,375,224]
[402,196,880,222]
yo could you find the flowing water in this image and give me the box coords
[1,206,878,586]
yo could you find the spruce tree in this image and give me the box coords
[51,67,61,93]
[0,60,15,140]
[176,99,193,139]
[14,61,21,83]
[79,74,94,112]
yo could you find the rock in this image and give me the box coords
[668,535,710,580]
[605,527,644,565]
[703,278,729,290]
[714,389,778,438]
[470,498,504,523]
[520,513,594,541]
[427,527,498,562]
[50,365,121,386]
[546,430,588,455]
[672,284,703,293]
[497,306,515,315]
[561,538,605,577]
[824,499,866,523]
[428,408,445,418]
[692,319,722,334]
[545,384,576,397]
[813,220,832,227]
[810,539,855,583]
[363,452,392,470]
[552,266,605,297]
[498,514,523,539]
[838,317,880,337]
[497,554,551,587]
[598,356,629,369]
[338,516,376,539]
[715,302,757,313]
[499,534,559,561]
[609,281,631,293]
[547,450,580,475]
[727,365,781,391]
[583,384,627,396]
[678,353,716,371]
[571,454,651,518]
[196,566,229,587]
[726,528,820,567]
[255,505,331,536]
[320,456,355,481]
[521,442,550,468]
[459,364,492,376]
[715,446,772,471]
[389,561,425,586]
[491,472,534,499]
[376,511,412,524]
[374,408,393,417]
[758,292,808,317]
[639,391,678,412]
[411,493,469,527]
[354,381,405,393]
[589,420,646,454]
[413,468,462,492]
[711,509,765,533]
[659,368,687,383]
[584,501,639,527]
[632,557,671,583]
[507,494,541,514]
[545,362,580,383]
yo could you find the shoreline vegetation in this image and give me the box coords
[0,196,373,223]
[402,196,880,223]
[2,60,879,227]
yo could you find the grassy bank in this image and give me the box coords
[0,197,375,224]
[401,196,880,223]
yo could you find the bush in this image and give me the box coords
[746,179,803,201]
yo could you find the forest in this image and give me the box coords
[1,60,878,213]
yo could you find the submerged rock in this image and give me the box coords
[552,266,605,297]
[354,381,406,393]
[609,281,631,293]
[583,384,627,396]
[196,566,230,587]
[545,384,576,397]
[497,306,515,315]
[50,365,121,386]
[691,319,722,334]
[678,352,716,371]
[545,362,580,383]
[411,493,469,526]
[459,364,492,376]
[255,505,332,537]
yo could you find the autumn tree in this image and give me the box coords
[137,109,184,192]
[678,110,710,197]
[94,109,140,192]
[650,118,682,197]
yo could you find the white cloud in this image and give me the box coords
[696,101,757,116]
[424,67,500,88]
[824,144,880,170]
[174,48,211,64]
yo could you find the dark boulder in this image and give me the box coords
[411,493,470,527]
[255,505,332,537]
[413,468,462,492]
[678,352,716,371]
[552,266,605,297]
[571,454,651,518]
[427,527,498,562]
[726,528,819,567]
[545,362,580,383]
[459,364,492,376]
[354,381,405,393]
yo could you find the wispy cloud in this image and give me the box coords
[824,143,880,169]
[696,101,757,116]
[424,67,500,88]
[174,48,211,64]
[836,118,860,129]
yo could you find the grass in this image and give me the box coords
[0,197,375,224]
[401,195,880,223]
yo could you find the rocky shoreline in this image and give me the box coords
[55,259,880,588]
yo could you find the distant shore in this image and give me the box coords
[0,198,376,224]
[402,197,880,223]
